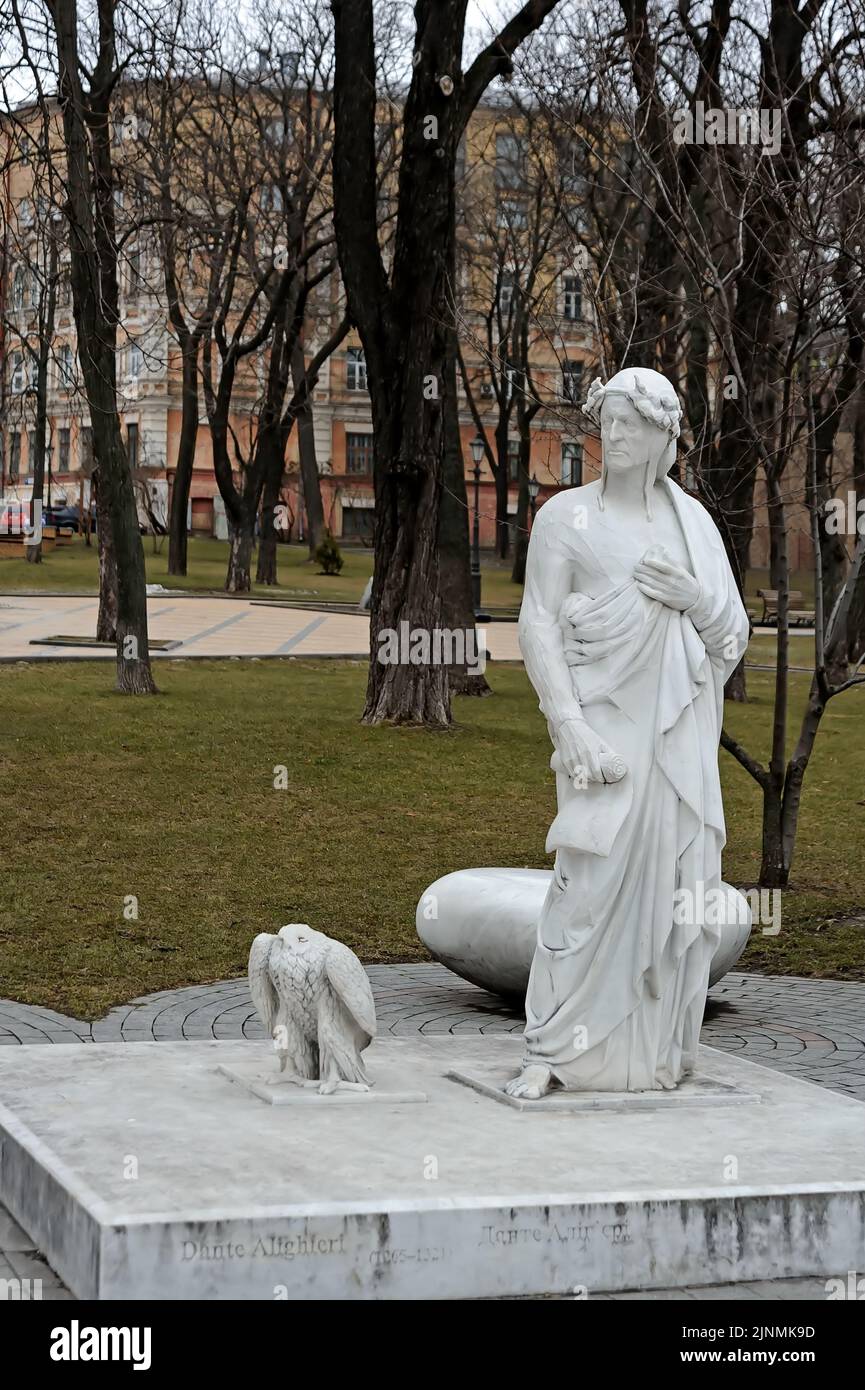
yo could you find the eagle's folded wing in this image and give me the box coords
[324,940,376,1042]
[248,932,279,1035]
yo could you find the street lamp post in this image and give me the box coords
[528,473,540,529]
[469,435,492,621]
[469,434,486,618]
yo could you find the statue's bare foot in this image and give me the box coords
[504,1064,553,1100]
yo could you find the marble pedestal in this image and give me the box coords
[0,1038,863,1300]
[417,868,752,997]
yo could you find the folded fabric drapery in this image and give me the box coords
[519,478,750,1091]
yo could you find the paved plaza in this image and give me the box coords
[0,593,524,663]
[1,964,862,1301]
[0,592,797,666]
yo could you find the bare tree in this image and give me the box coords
[541,1,865,883]
[330,0,564,726]
[10,0,158,691]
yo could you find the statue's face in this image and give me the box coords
[600,395,666,477]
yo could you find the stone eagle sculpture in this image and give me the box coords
[248,924,377,1094]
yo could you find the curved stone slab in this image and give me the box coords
[416,868,751,998]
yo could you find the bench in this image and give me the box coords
[0,535,57,556]
[755,589,815,626]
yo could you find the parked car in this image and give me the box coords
[0,501,33,536]
[43,503,87,533]
[0,500,97,536]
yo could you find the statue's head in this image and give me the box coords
[582,367,681,516]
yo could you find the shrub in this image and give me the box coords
[315,530,344,575]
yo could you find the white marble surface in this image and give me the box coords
[218,1059,427,1105]
[506,367,751,1096]
[447,1062,760,1112]
[1,1038,863,1300]
[417,868,751,997]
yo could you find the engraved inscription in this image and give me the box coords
[180,1233,347,1262]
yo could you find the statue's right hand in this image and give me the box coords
[555,717,628,785]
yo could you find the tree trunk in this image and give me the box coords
[724,661,748,703]
[510,434,531,585]
[290,339,325,557]
[256,435,283,586]
[718,468,753,703]
[847,391,865,664]
[365,465,450,725]
[439,336,490,697]
[51,0,156,694]
[168,338,200,576]
[25,396,44,563]
[92,470,117,641]
[758,780,788,887]
[331,0,560,724]
[226,517,255,593]
[494,415,510,559]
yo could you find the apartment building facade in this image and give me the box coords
[1,89,600,550]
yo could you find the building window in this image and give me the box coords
[563,275,581,321]
[18,198,33,229]
[8,431,21,479]
[57,271,72,307]
[128,342,144,378]
[561,441,583,486]
[29,429,39,470]
[557,142,588,197]
[346,432,374,474]
[346,347,367,392]
[265,116,292,145]
[126,422,139,470]
[497,196,527,230]
[260,184,284,213]
[507,438,521,482]
[12,266,28,309]
[10,352,25,394]
[495,132,524,189]
[499,269,516,317]
[561,360,583,404]
[59,344,75,386]
[58,427,71,473]
[128,246,142,294]
[341,505,374,542]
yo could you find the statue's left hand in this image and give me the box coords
[634,549,700,612]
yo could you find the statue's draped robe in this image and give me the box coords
[519,480,749,1091]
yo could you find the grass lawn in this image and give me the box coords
[0,535,815,617]
[0,535,522,609]
[0,658,862,1019]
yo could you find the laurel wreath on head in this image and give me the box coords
[582,373,682,440]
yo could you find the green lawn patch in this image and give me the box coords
[0,659,862,1018]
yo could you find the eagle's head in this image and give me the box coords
[278,923,317,951]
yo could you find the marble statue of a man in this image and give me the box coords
[506,367,749,1099]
